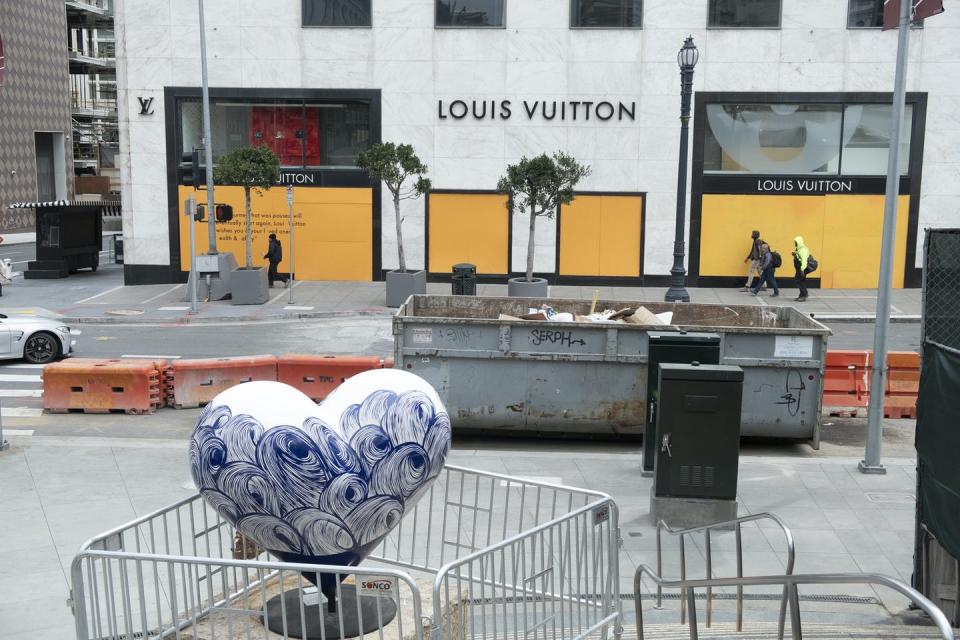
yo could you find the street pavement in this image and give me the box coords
[0,420,932,639]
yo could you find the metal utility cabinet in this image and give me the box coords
[393,295,830,443]
[643,332,721,473]
[653,363,744,501]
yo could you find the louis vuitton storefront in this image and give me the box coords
[114,1,957,288]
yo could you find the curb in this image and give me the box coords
[810,314,921,324]
[58,308,396,325]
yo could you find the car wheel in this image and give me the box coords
[23,331,61,364]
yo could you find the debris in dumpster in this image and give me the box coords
[506,303,676,326]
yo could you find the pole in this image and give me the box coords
[665,39,696,303]
[860,0,911,475]
[188,195,199,315]
[198,0,217,254]
[287,186,295,305]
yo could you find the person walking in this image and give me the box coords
[741,230,764,291]
[264,233,289,288]
[792,236,811,302]
[751,242,779,297]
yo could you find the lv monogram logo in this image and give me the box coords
[137,97,155,116]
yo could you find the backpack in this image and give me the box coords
[806,255,818,273]
[770,251,782,269]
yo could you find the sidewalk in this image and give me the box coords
[0,262,922,325]
[0,420,928,639]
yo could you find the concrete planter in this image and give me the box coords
[508,277,549,298]
[230,267,269,305]
[386,269,426,307]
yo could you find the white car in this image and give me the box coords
[0,313,76,364]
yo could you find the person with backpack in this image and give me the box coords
[740,230,765,291]
[792,236,818,302]
[751,243,780,297]
[264,233,289,288]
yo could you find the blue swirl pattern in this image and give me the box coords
[190,383,451,567]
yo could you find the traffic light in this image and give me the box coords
[178,149,200,186]
[215,204,234,222]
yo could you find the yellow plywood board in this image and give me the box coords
[560,195,642,277]
[822,195,909,289]
[699,195,824,278]
[698,193,909,289]
[178,185,373,281]
[428,193,509,274]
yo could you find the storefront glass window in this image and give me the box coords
[708,0,781,28]
[436,0,505,27]
[841,104,913,175]
[179,99,371,169]
[704,104,843,174]
[571,0,643,28]
[302,0,371,27]
[847,0,924,28]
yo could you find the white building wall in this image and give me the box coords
[115,0,960,275]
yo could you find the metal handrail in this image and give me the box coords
[654,513,796,636]
[634,566,955,640]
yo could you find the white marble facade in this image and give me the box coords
[115,0,960,276]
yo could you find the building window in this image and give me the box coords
[841,104,913,175]
[571,0,642,28]
[179,98,371,169]
[847,0,923,28]
[302,0,371,27]
[708,0,781,28]
[704,101,913,176]
[436,0,505,27]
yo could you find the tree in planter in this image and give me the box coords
[497,152,591,282]
[356,143,431,273]
[213,145,281,269]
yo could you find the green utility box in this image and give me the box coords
[651,363,744,528]
[642,332,721,474]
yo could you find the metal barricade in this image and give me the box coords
[70,465,621,640]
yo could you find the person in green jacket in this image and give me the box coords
[792,236,810,302]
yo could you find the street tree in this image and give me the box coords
[357,142,431,273]
[213,145,281,269]
[497,152,591,282]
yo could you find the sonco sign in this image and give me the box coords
[359,578,395,596]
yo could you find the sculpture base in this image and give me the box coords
[264,585,398,639]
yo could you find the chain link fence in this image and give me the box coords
[923,229,960,350]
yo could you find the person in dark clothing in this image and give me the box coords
[264,233,289,288]
[751,243,779,297]
[741,230,764,291]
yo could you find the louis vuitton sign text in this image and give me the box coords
[438,99,636,122]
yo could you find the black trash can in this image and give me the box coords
[451,263,477,296]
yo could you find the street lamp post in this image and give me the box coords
[664,36,700,303]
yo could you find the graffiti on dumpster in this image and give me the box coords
[528,329,586,348]
[775,368,805,416]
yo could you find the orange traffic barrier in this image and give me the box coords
[823,350,872,417]
[167,355,277,408]
[43,359,162,414]
[277,354,383,402]
[382,357,395,369]
[884,351,920,419]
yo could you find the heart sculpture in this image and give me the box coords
[189,369,451,587]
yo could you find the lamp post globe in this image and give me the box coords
[664,36,699,303]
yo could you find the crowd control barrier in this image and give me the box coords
[276,354,384,401]
[166,355,278,408]
[70,466,622,640]
[821,350,919,419]
[43,359,163,414]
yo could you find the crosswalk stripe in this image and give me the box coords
[0,363,45,369]
[0,374,42,383]
[0,390,42,398]
[1,408,42,418]
[2,428,35,434]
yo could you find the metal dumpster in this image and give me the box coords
[393,295,831,444]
